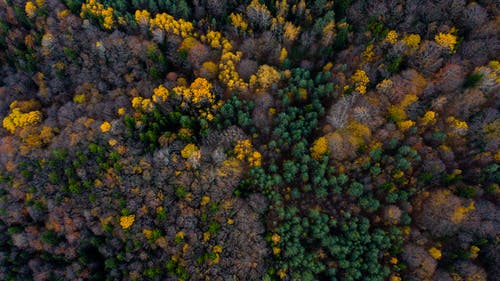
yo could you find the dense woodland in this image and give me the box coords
[0,0,499,280]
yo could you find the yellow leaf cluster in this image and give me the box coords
[57,9,70,20]
[221,38,233,53]
[337,21,349,29]
[173,77,214,105]
[73,93,86,104]
[489,60,500,70]
[420,111,436,125]
[100,121,111,133]
[219,50,247,91]
[401,94,418,107]
[40,125,54,143]
[142,229,153,239]
[120,214,135,229]
[131,96,154,112]
[447,116,468,135]
[177,237,189,252]
[229,13,248,31]
[35,0,45,7]
[131,96,141,109]
[80,0,115,30]
[402,34,421,54]
[209,245,223,264]
[234,140,252,160]
[200,196,210,206]
[451,201,475,223]
[311,136,329,160]
[217,158,242,177]
[108,139,117,146]
[203,231,210,242]
[388,94,418,123]
[428,247,442,260]
[234,139,262,167]
[469,245,480,259]
[283,22,301,43]
[152,84,169,103]
[198,109,214,121]
[213,245,222,254]
[175,231,185,241]
[134,9,150,26]
[392,170,404,179]
[24,34,36,49]
[2,101,42,134]
[271,233,281,244]
[385,30,398,44]
[277,269,287,279]
[435,32,457,52]
[351,69,369,94]
[148,12,193,38]
[189,78,214,104]
[376,79,393,93]
[363,44,375,62]
[25,1,36,18]
[279,47,288,64]
[346,121,371,144]
[178,128,192,139]
[390,275,402,281]
[297,88,308,100]
[250,65,281,90]
[201,31,222,49]
[321,21,336,45]
[17,125,54,152]
[273,247,281,255]
[181,143,201,160]
[323,62,333,72]
[248,151,262,167]
[397,120,416,131]
[388,104,408,122]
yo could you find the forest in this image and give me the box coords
[0,0,499,280]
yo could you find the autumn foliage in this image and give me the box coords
[0,1,498,281]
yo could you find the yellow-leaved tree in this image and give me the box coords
[2,101,42,134]
[311,136,329,160]
[250,65,281,90]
